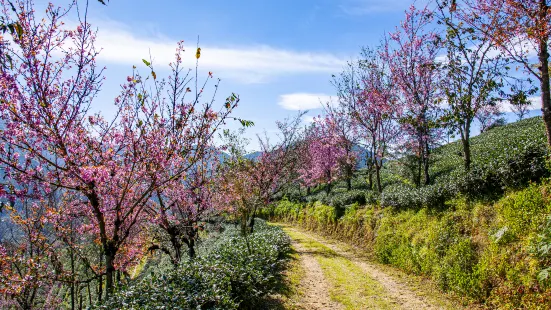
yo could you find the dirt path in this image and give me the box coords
[291,240,344,309]
[281,225,459,310]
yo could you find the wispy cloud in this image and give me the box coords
[339,0,415,15]
[87,20,345,84]
[277,93,335,110]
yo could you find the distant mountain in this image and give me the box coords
[353,145,371,169]
[244,151,262,161]
[217,150,230,163]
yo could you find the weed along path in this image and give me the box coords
[278,224,460,310]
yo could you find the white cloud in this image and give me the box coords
[503,96,540,112]
[277,93,335,110]
[86,20,346,84]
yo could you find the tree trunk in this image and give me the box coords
[248,205,257,233]
[368,169,373,190]
[417,154,422,188]
[116,270,121,287]
[188,239,196,259]
[306,186,311,195]
[71,245,75,310]
[186,228,197,259]
[325,170,332,194]
[169,232,182,265]
[104,246,116,299]
[461,120,472,171]
[97,252,103,304]
[423,140,430,186]
[462,137,471,171]
[375,164,382,193]
[539,31,551,149]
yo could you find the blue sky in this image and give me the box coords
[36,0,542,150]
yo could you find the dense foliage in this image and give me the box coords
[96,220,291,309]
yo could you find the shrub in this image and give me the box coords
[97,219,291,309]
[330,189,367,209]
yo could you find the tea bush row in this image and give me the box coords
[96,219,291,309]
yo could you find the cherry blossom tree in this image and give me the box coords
[334,47,402,192]
[0,0,239,300]
[384,5,444,186]
[298,116,353,194]
[321,99,359,191]
[150,148,222,263]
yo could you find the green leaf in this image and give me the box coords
[142,59,151,67]
[14,23,23,40]
[238,119,255,128]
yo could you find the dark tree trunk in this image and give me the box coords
[186,228,197,259]
[461,123,471,171]
[188,240,196,259]
[417,154,422,188]
[539,29,551,149]
[345,163,353,191]
[248,205,257,233]
[325,170,332,194]
[104,245,116,299]
[368,168,373,190]
[423,140,430,185]
[306,186,311,195]
[97,252,103,304]
[375,164,382,193]
[169,232,182,265]
[116,271,121,289]
[70,244,75,310]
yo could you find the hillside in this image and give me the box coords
[283,117,548,211]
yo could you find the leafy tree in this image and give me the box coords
[436,0,512,170]
[462,0,551,148]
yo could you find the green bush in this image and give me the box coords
[97,219,291,309]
